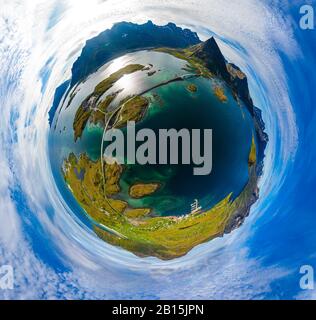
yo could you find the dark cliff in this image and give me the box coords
[191,37,231,82]
[71,20,201,86]
[190,37,254,113]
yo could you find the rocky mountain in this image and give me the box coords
[188,36,268,172]
[190,37,254,112]
[50,22,267,163]
[191,37,231,82]
[48,80,70,127]
[227,63,254,111]
[71,20,201,86]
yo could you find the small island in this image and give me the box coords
[129,183,161,199]
[213,86,228,102]
[248,136,257,166]
[187,84,198,93]
[104,162,123,196]
[114,96,149,128]
[73,64,147,141]
[63,152,257,260]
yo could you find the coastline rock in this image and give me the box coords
[71,20,201,86]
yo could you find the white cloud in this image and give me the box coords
[0,0,302,299]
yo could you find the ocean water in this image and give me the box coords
[50,51,191,163]
[118,76,254,216]
[50,51,254,218]
[2,1,316,300]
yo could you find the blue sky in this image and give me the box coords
[0,0,315,300]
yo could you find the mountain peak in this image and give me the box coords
[199,37,223,56]
[205,36,217,44]
[71,21,201,86]
[192,37,230,82]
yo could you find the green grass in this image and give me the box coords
[94,64,145,96]
[62,152,258,260]
[213,85,228,102]
[114,96,149,128]
[125,208,151,219]
[90,92,119,126]
[72,64,145,141]
[248,136,257,166]
[104,162,123,196]
[154,47,213,78]
[73,106,92,142]
[66,49,261,259]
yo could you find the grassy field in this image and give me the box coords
[62,143,258,259]
[73,105,92,142]
[129,183,161,199]
[90,92,119,126]
[65,48,260,260]
[248,136,257,166]
[94,64,145,95]
[73,64,146,141]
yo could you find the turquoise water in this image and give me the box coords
[50,50,190,163]
[50,50,254,218]
[116,77,254,216]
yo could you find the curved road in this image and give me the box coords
[99,73,200,216]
